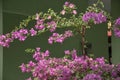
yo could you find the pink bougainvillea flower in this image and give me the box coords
[29,28,37,36]
[61,10,66,15]
[35,13,40,20]
[72,10,77,15]
[69,3,75,8]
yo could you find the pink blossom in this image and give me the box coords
[64,30,73,38]
[36,47,41,51]
[26,77,32,80]
[52,33,59,37]
[64,50,71,55]
[72,10,77,15]
[11,31,20,39]
[35,19,45,30]
[36,19,44,24]
[20,63,27,72]
[35,24,45,30]
[47,21,57,32]
[19,29,28,34]
[69,3,75,8]
[48,33,64,44]
[19,36,27,41]
[0,35,13,47]
[48,37,53,44]
[47,16,52,19]
[71,49,77,59]
[64,1,69,6]
[28,61,36,67]
[33,51,41,61]
[55,36,64,43]
[44,50,50,57]
[61,10,66,15]
[29,28,37,36]
[35,13,40,20]
[48,30,73,44]
[32,71,37,77]
[14,29,28,41]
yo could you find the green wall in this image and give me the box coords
[112,0,120,64]
[3,0,109,80]
[3,0,88,15]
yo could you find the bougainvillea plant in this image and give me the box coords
[1,0,120,80]
[20,47,120,80]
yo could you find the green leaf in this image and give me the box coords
[34,77,39,80]
[86,25,91,28]
[25,48,35,53]
[76,71,81,78]
[100,1,104,8]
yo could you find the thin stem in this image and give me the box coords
[81,26,86,58]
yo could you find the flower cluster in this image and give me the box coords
[48,30,73,44]
[35,19,45,30]
[64,49,77,59]
[0,28,37,47]
[35,17,57,32]
[47,21,57,32]
[12,29,28,41]
[115,18,120,26]
[112,64,120,79]
[114,18,120,37]
[61,1,77,15]
[1,1,76,48]
[29,28,37,36]
[0,34,13,47]
[20,47,120,80]
[82,12,107,24]
[0,15,58,47]
[83,73,102,80]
